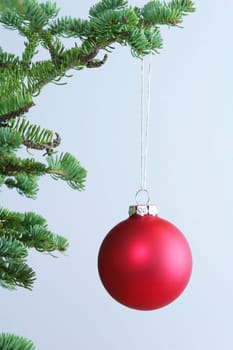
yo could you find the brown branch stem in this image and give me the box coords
[0,102,35,123]
[45,169,67,177]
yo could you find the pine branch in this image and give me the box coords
[0,333,35,350]
[141,0,195,26]
[49,17,91,38]
[0,0,195,120]
[0,1,25,13]
[0,237,28,264]
[46,152,87,190]
[0,260,35,290]
[0,155,46,176]
[0,208,69,253]
[0,153,86,196]
[0,127,87,196]
[0,48,20,68]
[4,174,39,198]
[89,0,128,17]
[10,117,54,145]
[9,118,61,155]
[0,206,69,290]
[0,0,59,31]
[22,32,40,65]
[0,102,35,123]
[0,127,22,153]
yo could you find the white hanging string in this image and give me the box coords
[144,53,153,190]
[136,55,153,204]
[140,58,145,190]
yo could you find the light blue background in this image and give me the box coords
[0,0,230,349]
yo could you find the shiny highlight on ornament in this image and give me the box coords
[98,206,192,311]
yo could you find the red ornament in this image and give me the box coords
[98,205,192,310]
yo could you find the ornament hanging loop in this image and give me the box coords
[135,189,150,205]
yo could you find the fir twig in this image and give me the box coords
[0,0,195,119]
[0,333,35,350]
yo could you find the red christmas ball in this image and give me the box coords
[98,205,192,310]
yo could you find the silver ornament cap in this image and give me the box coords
[128,204,158,217]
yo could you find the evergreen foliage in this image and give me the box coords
[0,0,195,348]
[0,333,35,350]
